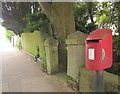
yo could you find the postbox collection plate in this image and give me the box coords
[88,48,95,60]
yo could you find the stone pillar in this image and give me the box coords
[39,2,75,72]
[66,31,87,90]
[44,37,59,74]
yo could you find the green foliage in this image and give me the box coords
[105,63,119,76]
[42,54,47,70]
[24,10,49,34]
[5,30,15,42]
[2,2,32,35]
[74,3,97,34]
[95,2,112,28]
[95,2,119,32]
[16,40,22,50]
[74,2,119,33]
[113,36,120,62]
[112,2,120,34]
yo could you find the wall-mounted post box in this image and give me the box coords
[85,28,112,70]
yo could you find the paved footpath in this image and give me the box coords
[0,40,75,92]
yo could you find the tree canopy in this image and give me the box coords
[2,2,119,35]
[24,8,49,33]
[74,2,97,34]
[74,2,119,34]
[2,2,39,36]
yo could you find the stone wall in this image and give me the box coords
[66,31,88,90]
[21,31,49,65]
[79,68,119,92]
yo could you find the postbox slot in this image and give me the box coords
[87,40,100,42]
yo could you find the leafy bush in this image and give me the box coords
[113,35,120,62]
[5,30,15,42]
[24,10,49,34]
[16,40,22,50]
[74,2,97,34]
[105,63,119,76]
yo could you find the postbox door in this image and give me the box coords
[86,40,103,70]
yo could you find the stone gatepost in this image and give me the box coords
[44,37,59,74]
[66,31,87,90]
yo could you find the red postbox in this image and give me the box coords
[85,28,112,70]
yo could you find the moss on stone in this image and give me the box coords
[44,37,59,74]
[21,31,49,67]
[79,68,119,92]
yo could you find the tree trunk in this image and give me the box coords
[87,2,94,23]
[39,2,75,71]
